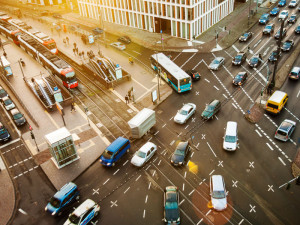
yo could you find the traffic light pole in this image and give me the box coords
[270,18,286,91]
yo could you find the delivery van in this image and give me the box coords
[223,121,238,151]
[99,137,130,167]
[265,91,288,115]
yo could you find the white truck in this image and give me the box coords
[128,108,156,139]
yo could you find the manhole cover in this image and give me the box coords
[127,109,133,113]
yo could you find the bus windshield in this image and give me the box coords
[180,78,190,86]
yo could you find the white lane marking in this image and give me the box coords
[148,182,152,190]
[132,50,141,55]
[145,195,148,203]
[162,123,166,128]
[136,175,141,181]
[0,138,21,149]
[279,177,298,188]
[184,171,187,178]
[18,208,28,215]
[266,143,274,151]
[154,131,159,135]
[103,178,110,185]
[253,39,262,48]
[123,160,129,166]
[223,94,228,99]
[239,219,245,225]
[143,209,146,218]
[297,88,300,98]
[189,189,195,196]
[232,44,240,52]
[170,140,175,146]
[193,59,204,70]
[179,199,185,206]
[92,188,99,195]
[158,160,161,165]
[213,85,219,90]
[182,183,185,191]
[124,187,130,194]
[278,157,286,166]
[185,125,189,129]
[209,169,215,175]
[197,219,204,225]
[207,142,217,157]
[152,170,156,176]
[204,78,210,83]
[249,204,256,213]
[169,116,174,121]
[253,68,267,83]
[205,209,212,216]
[232,103,237,109]
[113,169,120,175]
[255,129,262,137]
[180,53,197,68]
[249,161,255,168]
[173,52,181,61]
[191,152,194,157]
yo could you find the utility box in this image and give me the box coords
[128,108,156,139]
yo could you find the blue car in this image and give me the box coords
[270,7,280,16]
[259,13,270,24]
[278,0,286,7]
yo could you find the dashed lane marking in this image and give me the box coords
[197,219,203,225]
[189,189,195,196]
[103,178,110,185]
[179,199,185,206]
[180,53,197,68]
[145,195,148,203]
[143,209,146,218]
[136,175,141,181]
[239,219,245,225]
[124,187,130,194]
[278,157,286,166]
[207,142,217,157]
[204,78,210,83]
[232,44,240,52]
[209,169,215,176]
[170,140,175,146]
[113,169,120,175]
[255,129,262,137]
[266,143,274,151]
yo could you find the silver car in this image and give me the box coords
[210,175,227,211]
[208,57,225,70]
[1,96,15,111]
[110,42,126,50]
[174,103,196,124]
[275,119,296,142]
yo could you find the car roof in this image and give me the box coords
[10,108,20,114]
[211,175,225,191]
[72,199,96,217]
[215,57,224,61]
[176,141,188,151]
[237,72,247,76]
[55,182,77,199]
[182,104,192,111]
[106,137,129,153]
[210,99,220,106]
[279,120,295,131]
[2,96,10,101]
[291,67,300,72]
[269,91,287,103]
[138,142,156,153]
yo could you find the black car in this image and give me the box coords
[233,72,248,86]
[288,14,298,23]
[239,32,253,42]
[171,141,190,166]
[163,186,180,225]
[263,23,275,35]
[248,55,262,68]
[185,69,201,81]
[295,25,300,34]
[0,87,8,100]
[268,50,282,63]
[117,36,131,44]
[232,52,246,66]
[274,28,287,39]
[281,40,294,51]
[0,122,10,142]
[10,109,26,126]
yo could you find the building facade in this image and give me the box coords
[77,0,234,40]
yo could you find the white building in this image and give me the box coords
[77,0,234,40]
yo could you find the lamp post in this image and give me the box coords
[270,17,287,91]
[29,126,40,152]
[155,52,161,101]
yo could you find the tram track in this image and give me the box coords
[58,53,134,142]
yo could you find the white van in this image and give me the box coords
[223,121,238,151]
[0,56,13,76]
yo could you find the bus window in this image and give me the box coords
[1,56,13,76]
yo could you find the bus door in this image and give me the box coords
[0,56,13,76]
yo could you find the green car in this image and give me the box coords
[201,99,221,120]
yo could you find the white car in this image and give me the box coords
[110,42,126,50]
[131,142,157,167]
[1,96,15,110]
[64,199,100,225]
[208,57,225,70]
[278,10,289,20]
[174,103,196,124]
[210,175,227,211]
[289,0,298,7]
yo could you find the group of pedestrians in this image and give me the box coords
[125,90,133,104]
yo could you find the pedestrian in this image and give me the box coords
[125,95,129,104]
[73,48,76,55]
[71,102,76,113]
[73,42,77,49]
[82,51,84,58]
[75,47,79,55]
[3,52,7,58]
[128,90,132,102]
[98,50,102,57]
[79,52,82,58]
[66,36,69,45]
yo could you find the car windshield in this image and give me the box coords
[165,202,178,210]
[261,15,268,19]
[213,59,220,64]
[266,25,272,29]
[102,149,113,159]
[49,197,61,208]
[282,12,288,15]
[13,113,23,120]
[272,52,277,56]
[205,105,214,112]
[284,42,291,46]
[136,151,146,158]
[251,57,258,63]
[0,89,6,95]
[212,190,226,199]
[244,33,249,37]
[235,55,242,60]
[69,214,80,224]
[174,148,185,156]
[225,135,236,143]
[291,15,296,19]
[179,109,188,115]
[4,99,12,105]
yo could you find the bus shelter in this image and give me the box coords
[45,127,79,169]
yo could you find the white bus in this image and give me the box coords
[150,53,191,93]
[0,56,13,76]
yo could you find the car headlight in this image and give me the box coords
[51,211,56,216]
[239,82,242,85]
[177,218,181,222]
[107,163,111,165]
[171,160,174,163]
[99,159,102,162]
[45,206,48,211]
[179,162,183,165]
